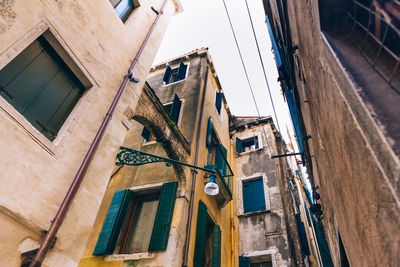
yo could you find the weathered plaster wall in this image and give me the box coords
[269,0,400,266]
[232,121,293,266]
[0,0,180,266]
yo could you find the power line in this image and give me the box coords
[221,0,270,144]
[244,0,282,135]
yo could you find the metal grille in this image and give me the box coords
[346,0,400,94]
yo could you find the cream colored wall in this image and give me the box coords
[0,0,180,266]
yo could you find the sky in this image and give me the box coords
[154,0,298,154]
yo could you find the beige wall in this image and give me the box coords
[0,0,180,266]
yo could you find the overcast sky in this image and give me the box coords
[154,0,298,152]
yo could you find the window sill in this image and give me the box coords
[238,209,269,218]
[142,140,157,146]
[105,252,155,261]
[238,147,264,155]
[162,78,186,87]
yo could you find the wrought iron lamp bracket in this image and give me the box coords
[116,146,216,174]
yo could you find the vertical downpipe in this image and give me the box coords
[182,64,210,267]
[29,1,169,266]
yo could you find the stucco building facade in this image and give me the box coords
[0,0,182,266]
[78,48,239,267]
[263,0,400,266]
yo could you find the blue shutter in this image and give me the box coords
[285,89,303,154]
[239,256,249,267]
[169,93,181,124]
[148,182,178,251]
[236,137,242,153]
[215,92,223,114]
[243,178,266,213]
[194,200,208,267]
[265,16,283,68]
[141,127,151,141]
[163,65,172,84]
[212,225,220,267]
[174,61,187,82]
[295,213,311,256]
[93,189,133,255]
[206,117,213,147]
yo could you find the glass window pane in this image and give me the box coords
[124,199,159,253]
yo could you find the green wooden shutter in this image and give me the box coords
[93,189,133,255]
[212,225,220,267]
[215,92,223,114]
[216,144,227,176]
[141,127,151,141]
[239,256,249,267]
[170,94,182,124]
[194,200,208,267]
[236,137,242,153]
[206,117,213,147]
[163,65,172,84]
[148,182,178,251]
[174,61,187,82]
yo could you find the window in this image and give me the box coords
[141,94,182,143]
[215,92,223,114]
[239,252,276,267]
[236,136,260,153]
[110,0,139,22]
[250,261,273,267]
[194,200,220,267]
[93,182,178,255]
[243,178,266,213]
[0,35,85,141]
[205,117,227,177]
[163,61,188,85]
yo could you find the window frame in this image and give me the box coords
[162,62,190,86]
[238,173,270,216]
[242,249,278,267]
[236,133,263,155]
[111,0,140,23]
[0,23,93,155]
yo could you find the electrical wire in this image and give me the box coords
[221,0,270,145]
[244,0,282,135]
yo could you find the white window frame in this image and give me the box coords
[243,249,278,267]
[237,173,270,216]
[238,133,263,155]
[162,62,190,86]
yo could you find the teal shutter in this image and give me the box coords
[170,94,181,124]
[141,127,151,141]
[212,225,220,267]
[215,92,223,114]
[216,144,227,176]
[163,65,172,84]
[296,213,311,256]
[93,189,133,255]
[236,138,242,153]
[239,256,249,267]
[206,117,213,147]
[174,61,187,82]
[148,182,178,251]
[194,200,208,267]
[243,178,266,213]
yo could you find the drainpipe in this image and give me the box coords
[182,64,209,267]
[29,1,169,266]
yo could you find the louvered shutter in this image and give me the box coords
[243,178,266,213]
[170,94,182,124]
[93,189,133,255]
[163,65,172,84]
[148,182,178,251]
[206,117,213,147]
[296,213,311,256]
[236,138,242,153]
[215,92,223,114]
[216,144,227,176]
[212,225,220,267]
[239,256,250,267]
[194,200,208,267]
[174,61,187,82]
[141,127,151,141]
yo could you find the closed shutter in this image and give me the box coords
[236,138,242,153]
[215,92,223,114]
[212,225,220,267]
[170,94,181,124]
[295,213,311,256]
[163,65,172,84]
[206,117,213,147]
[174,61,187,82]
[148,182,178,251]
[239,256,250,267]
[141,127,151,141]
[243,178,266,213]
[216,144,227,176]
[93,189,133,255]
[194,200,208,267]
